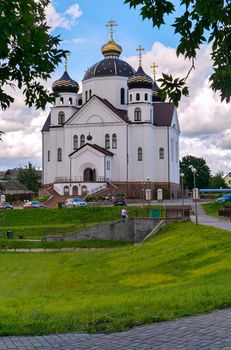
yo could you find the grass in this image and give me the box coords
[202,201,231,217]
[1,221,231,335]
[0,240,131,250]
[0,205,162,239]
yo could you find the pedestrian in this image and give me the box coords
[121,207,127,222]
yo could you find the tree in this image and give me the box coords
[17,162,41,192]
[209,171,228,188]
[124,0,231,106]
[180,155,211,189]
[0,0,67,110]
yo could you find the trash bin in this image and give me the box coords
[6,230,14,239]
[150,209,160,218]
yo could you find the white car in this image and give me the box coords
[65,198,87,208]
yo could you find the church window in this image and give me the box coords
[136,93,140,101]
[73,135,78,150]
[48,150,50,162]
[120,88,125,105]
[78,98,82,106]
[72,186,78,195]
[150,109,152,122]
[57,148,62,162]
[159,147,164,159]
[85,91,88,101]
[80,135,85,147]
[60,97,64,105]
[58,111,65,125]
[171,138,174,161]
[145,93,148,101]
[106,160,110,170]
[69,97,72,105]
[89,89,92,98]
[138,147,143,161]
[130,94,132,102]
[112,134,117,149]
[134,107,141,121]
[63,186,69,195]
[105,134,110,149]
[175,141,178,162]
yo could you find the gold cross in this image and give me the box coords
[106,19,117,39]
[64,53,70,72]
[150,62,159,81]
[136,45,145,66]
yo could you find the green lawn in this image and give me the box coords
[1,221,231,335]
[0,206,162,239]
[202,201,231,217]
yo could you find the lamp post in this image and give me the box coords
[190,166,198,225]
[146,176,151,206]
[180,172,185,217]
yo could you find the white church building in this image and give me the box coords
[42,22,180,199]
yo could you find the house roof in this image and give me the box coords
[0,180,32,192]
[153,102,175,126]
[69,143,114,157]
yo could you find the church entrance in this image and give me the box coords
[83,168,96,182]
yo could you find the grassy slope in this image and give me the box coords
[0,206,162,239]
[1,221,231,335]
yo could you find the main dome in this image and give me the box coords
[83,29,134,81]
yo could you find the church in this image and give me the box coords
[42,21,180,199]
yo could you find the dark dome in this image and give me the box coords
[83,58,135,81]
[152,81,161,101]
[52,71,79,93]
[127,66,153,90]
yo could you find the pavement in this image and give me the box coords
[1,200,231,349]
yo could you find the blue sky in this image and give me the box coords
[0,0,230,174]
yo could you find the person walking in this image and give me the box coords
[121,207,127,222]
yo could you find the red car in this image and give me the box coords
[23,201,46,209]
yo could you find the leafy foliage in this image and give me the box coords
[180,155,211,189]
[16,162,41,192]
[209,172,228,189]
[0,0,67,110]
[124,0,231,106]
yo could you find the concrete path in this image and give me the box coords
[1,308,231,349]
[190,202,231,231]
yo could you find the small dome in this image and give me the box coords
[128,66,153,90]
[101,38,122,58]
[87,133,93,141]
[152,81,161,102]
[52,71,79,94]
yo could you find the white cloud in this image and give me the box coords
[45,2,82,31]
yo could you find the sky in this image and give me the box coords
[0,0,230,174]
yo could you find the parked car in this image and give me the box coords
[113,196,127,206]
[216,194,231,202]
[23,201,46,209]
[0,202,13,209]
[65,198,87,208]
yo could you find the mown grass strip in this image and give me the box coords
[1,221,231,335]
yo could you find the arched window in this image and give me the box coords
[112,133,117,149]
[60,97,64,105]
[136,93,140,101]
[105,134,110,149]
[150,109,152,122]
[57,148,62,162]
[85,91,88,102]
[73,135,78,150]
[58,111,65,124]
[48,150,50,162]
[120,88,125,105]
[81,185,88,195]
[138,147,143,161]
[69,97,72,105]
[72,186,78,195]
[159,147,164,159]
[80,134,85,147]
[89,89,92,98]
[145,93,148,101]
[63,186,69,195]
[130,94,132,102]
[134,107,141,121]
[78,98,82,106]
